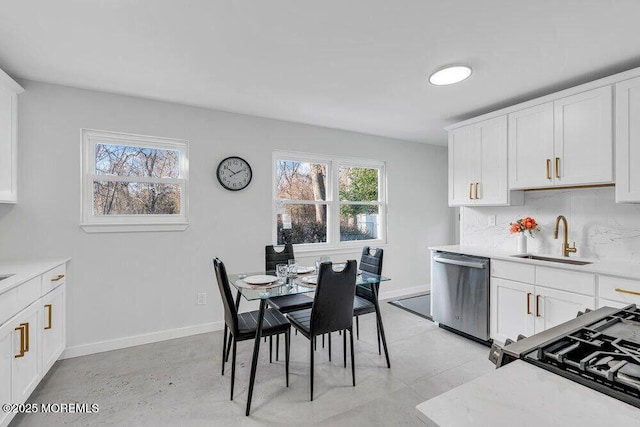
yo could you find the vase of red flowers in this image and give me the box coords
[509,216,540,253]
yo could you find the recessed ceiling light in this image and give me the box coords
[429,65,472,86]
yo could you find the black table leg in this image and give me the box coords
[371,283,391,368]
[246,299,266,416]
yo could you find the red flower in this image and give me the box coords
[522,217,537,230]
[510,223,522,234]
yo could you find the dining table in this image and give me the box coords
[226,267,391,415]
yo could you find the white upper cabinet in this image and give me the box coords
[615,76,640,202]
[449,116,522,206]
[508,86,613,190]
[0,68,23,204]
[508,102,554,189]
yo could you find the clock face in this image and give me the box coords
[216,156,252,191]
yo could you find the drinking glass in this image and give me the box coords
[315,256,330,273]
[288,259,298,279]
[276,264,288,284]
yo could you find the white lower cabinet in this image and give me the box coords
[0,262,67,427]
[490,260,595,343]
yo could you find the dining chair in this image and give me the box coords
[353,247,390,367]
[287,260,358,401]
[264,244,315,359]
[213,258,291,400]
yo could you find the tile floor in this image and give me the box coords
[11,302,494,426]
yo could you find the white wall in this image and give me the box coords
[0,81,453,356]
[461,187,640,263]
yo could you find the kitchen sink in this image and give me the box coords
[0,274,14,281]
[510,254,592,266]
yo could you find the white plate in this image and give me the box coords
[296,266,315,274]
[301,275,318,285]
[243,275,278,285]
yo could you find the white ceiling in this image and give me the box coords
[1,1,640,146]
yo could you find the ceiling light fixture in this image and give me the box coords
[428,65,472,86]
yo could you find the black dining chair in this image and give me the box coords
[213,258,291,400]
[353,247,390,368]
[287,260,358,401]
[264,244,315,359]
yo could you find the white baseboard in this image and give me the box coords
[62,320,225,359]
[379,284,429,301]
[61,284,429,359]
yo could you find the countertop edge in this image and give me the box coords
[0,258,71,295]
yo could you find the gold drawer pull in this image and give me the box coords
[474,182,479,200]
[526,292,532,314]
[45,304,53,330]
[22,322,30,352]
[536,295,541,317]
[555,157,560,179]
[615,288,640,297]
[546,159,551,180]
[14,325,25,358]
[469,183,474,199]
[51,274,65,282]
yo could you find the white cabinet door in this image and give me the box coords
[0,84,17,203]
[554,86,613,186]
[11,302,40,405]
[534,286,595,332]
[475,116,508,205]
[490,277,535,343]
[448,124,474,206]
[41,284,65,373]
[0,319,13,427]
[508,102,554,189]
[615,76,640,202]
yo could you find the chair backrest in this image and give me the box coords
[357,247,384,302]
[310,260,357,335]
[265,244,295,274]
[213,258,238,334]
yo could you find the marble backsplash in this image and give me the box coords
[461,187,640,264]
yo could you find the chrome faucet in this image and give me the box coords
[554,215,577,257]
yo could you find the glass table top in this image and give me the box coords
[228,270,390,301]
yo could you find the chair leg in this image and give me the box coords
[270,336,273,363]
[222,325,228,375]
[377,322,381,355]
[356,316,360,340]
[343,329,347,368]
[314,336,317,351]
[328,332,332,362]
[276,334,280,361]
[310,338,315,401]
[349,328,356,387]
[285,331,290,387]
[230,338,237,400]
[225,332,233,363]
[322,334,325,348]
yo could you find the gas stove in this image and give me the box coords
[499,304,640,409]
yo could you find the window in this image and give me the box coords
[81,129,189,233]
[273,151,386,249]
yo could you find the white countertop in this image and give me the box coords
[0,258,70,295]
[430,245,640,280]
[416,360,640,426]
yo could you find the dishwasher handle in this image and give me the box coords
[433,254,487,269]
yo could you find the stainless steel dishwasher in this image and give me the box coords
[432,252,490,343]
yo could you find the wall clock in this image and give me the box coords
[216,156,253,191]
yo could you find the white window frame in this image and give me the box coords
[80,129,189,233]
[272,150,387,252]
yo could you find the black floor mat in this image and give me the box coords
[388,293,432,320]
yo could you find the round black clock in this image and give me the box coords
[216,156,252,191]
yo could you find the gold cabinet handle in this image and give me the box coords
[14,325,25,358]
[546,159,551,180]
[615,288,640,297]
[45,304,53,330]
[474,182,479,200]
[535,295,541,317]
[22,322,30,352]
[555,157,560,179]
[51,274,65,282]
[526,292,532,314]
[469,183,474,199]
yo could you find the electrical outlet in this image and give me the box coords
[197,292,207,305]
[488,215,496,226]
